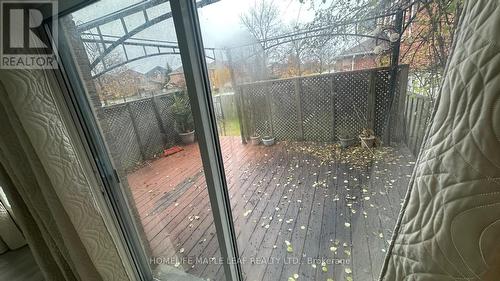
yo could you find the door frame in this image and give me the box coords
[170,1,242,280]
[52,24,154,281]
[51,1,243,280]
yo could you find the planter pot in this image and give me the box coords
[261,136,275,146]
[359,135,376,148]
[179,130,195,144]
[339,137,355,148]
[250,135,261,145]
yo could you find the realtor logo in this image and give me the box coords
[0,1,58,69]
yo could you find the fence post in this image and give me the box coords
[330,75,336,141]
[404,94,411,144]
[265,82,274,137]
[367,71,376,131]
[294,78,304,140]
[414,97,425,154]
[393,65,409,142]
[408,97,418,153]
[126,102,146,161]
[151,95,169,146]
[384,9,404,145]
[236,88,247,143]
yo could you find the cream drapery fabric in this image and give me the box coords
[0,186,26,254]
[0,69,132,281]
[380,0,500,280]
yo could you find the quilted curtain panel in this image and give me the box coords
[380,0,500,280]
[0,69,132,281]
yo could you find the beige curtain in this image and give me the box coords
[380,0,500,280]
[0,69,132,281]
[0,186,26,254]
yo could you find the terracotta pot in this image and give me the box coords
[359,135,376,148]
[250,135,261,145]
[179,130,195,144]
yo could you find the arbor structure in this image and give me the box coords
[236,0,462,95]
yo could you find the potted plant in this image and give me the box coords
[171,90,195,144]
[248,109,260,145]
[261,121,275,146]
[338,126,355,148]
[359,128,376,148]
[261,135,275,146]
[248,132,260,145]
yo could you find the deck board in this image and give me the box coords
[126,137,415,281]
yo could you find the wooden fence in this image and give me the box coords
[236,66,410,143]
[97,66,432,171]
[403,93,434,155]
[97,93,181,170]
[97,92,236,171]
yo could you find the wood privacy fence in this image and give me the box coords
[97,92,236,171]
[403,93,434,155]
[236,66,410,143]
[97,66,432,171]
[97,93,181,171]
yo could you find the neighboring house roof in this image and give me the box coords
[105,68,144,79]
[336,38,390,59]
[168,61,219,76]
[145,66,170,77]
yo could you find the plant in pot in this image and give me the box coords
[171,90,195,144]
[359,128,376,148]
[248,110,260,145]
[350,102,376,149]
[261,121,275,146]
[338,125,355,149]
[250,133,261,145]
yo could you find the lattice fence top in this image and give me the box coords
[238,66,409,143]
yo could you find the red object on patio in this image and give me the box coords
[163,146,183,157]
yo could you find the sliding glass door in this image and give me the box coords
[195,1,413,281]
[58,1,237,280]
[57,1,413,281]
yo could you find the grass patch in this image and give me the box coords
[218,118,241,136]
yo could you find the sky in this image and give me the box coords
[70,0,327,73]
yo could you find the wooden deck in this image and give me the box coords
[127,137,415,281]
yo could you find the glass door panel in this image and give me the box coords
[197,1,415,281]
[60,1,228,280]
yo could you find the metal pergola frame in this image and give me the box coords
[76,0,220,78]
